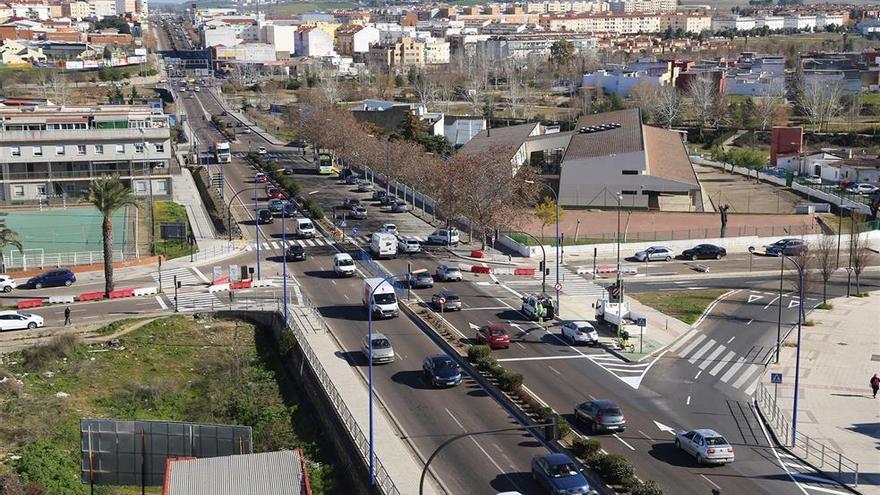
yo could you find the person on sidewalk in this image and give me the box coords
[536,302,545,325]
[63,306,71,326]
[871,374,880,398]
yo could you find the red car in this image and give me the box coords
[255,173,268,183]
[267,188,285,199]
[476,324,510,350]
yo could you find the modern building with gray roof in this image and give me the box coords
[163,450,308,495]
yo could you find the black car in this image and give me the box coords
[342,198,361,210]
[285,244,306,261]
[257,209,273,224]
[422,354,462,388]
[372,190,387,202]
[681,244,727,261]
[291,139,308,148]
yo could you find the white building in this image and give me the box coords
[816,13,844,29]
[295,26,334,58]
[543,12,662,34]
[88,0,117,19]
[711,16,755,31]
[659,13,711,34]
[263,24,297,56]
[424,39,450,64]
[583,68,669,96]
[214,43,276,63]
[485,34,596,61]
[755,15,784,30]
[783,14,816,31]
[722,72,784,96]
[9,1,50,20]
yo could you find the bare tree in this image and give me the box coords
[753,79,786,131]
[797,79,842,132]
[814,233,836,305]
[686,75,718,137]
[315,64,340,106]
[651,85,684,129]
[790,248,816,321]
[504,60,526,119]
[851,220,873,295]
[464,50,489,114]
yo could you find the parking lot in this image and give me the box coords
[693,162,804,214]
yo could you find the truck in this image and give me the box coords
[594,298,631,327]
[213,141,231,163]
[370,232,397,259]
[363,278,398,319]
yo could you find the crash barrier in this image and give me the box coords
[209,283,231,293]
[231,280,252,290]
[513,268,535,276]
[470,250,485,258]
[17,299,43,309]
[48,295,76,304]
[108,288,135,299]
[575,267,590,275]
[595,265,617,274]
[133,286,159,297]
[252,279,275,288]
[470,265,491,274]
[493,267,514,275]
[78,291,104,301]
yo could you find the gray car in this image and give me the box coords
[351,206,368,219]
[432,290,462,311]
[634,246,674,262]
[574,400,626,433]
[435,264,463,282]
[675,429,735,465]
[361,333,395,364]
[391,201,410,213]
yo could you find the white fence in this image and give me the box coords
[2,248,131,271]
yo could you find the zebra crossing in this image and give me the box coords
[169,291,223,312]
[151,266,211,288]
[244,237,334,251]
[351,235,427,245]
[668,332,765,396]
[506,264,605,297]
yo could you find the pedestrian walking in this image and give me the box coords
[63,306,71,326]
[871,374,880,398]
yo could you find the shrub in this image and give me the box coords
[557,416,571,438]
[306,202,324,220]
[631,480,665,495]
[475,355,497,372]
[487,362,505,378]
[497,370,523,392]
[594,454,634,485]
[21,335,80,371]
[467,345,491,362]
[570,438,602,460]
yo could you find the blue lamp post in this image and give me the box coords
[281,203,288,326]
[254,190,261,280]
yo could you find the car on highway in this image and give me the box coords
[267,187,285,199]
[391,201,410,213]
[427,228,460,246]
[361,333,395,364]
[345,174,360,185]
[675,429,735,465]
[257,146,268,155]
[333,253,356,277]
[350,206,368,219]
[764,238,807,256]
[560,321,599,345]
[357,182,374,193]
[435,264,463,282]
[530,453,592,495]
[342,198,361,210]
[27,269,75,289]
[574,400,626,433]
[431,289,461,311]
[0,275,16,292]
[284,244,306,261]
[409,271,434,289]
[634,246,674,262]
[397,236,421,253]
[476,323,510,349]
[422,354,462,388]
[0,311,44,331]
[257,209,273,224]
[378,223,398,236]
[681,244,727,261]
[268,199,286,213]
[254,173,268,183]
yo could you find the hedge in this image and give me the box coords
[570,438,602,460]
[497,370,523,392]
[593,454,634,485]
[630,480,664,495]
[467,345,491,362]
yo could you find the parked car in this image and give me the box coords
[422,354,462,388]
[257,209,273,224]
[350,206,368,219]
[681,244,727,261]
[431,289,462,311]
[397,236,421,253]
[27,269,75,289]
[409,271,434,289]
[561,321,599,345]
[391,201,410,213]
[675,429,735,465]
[254,173,268,183]
[357,182,374,192]
[764,238,807,256]
[634,246,674,262]
[427,228,460,246]
[435,264,463,282]
[361,333,395,364]
[847,183,879,195]
[531,454,593,495]
[372,190,387,202]
[342,198,361,210]
[574,400,626,433]
[0,275,16,293]
[284,244,306,261]
[379,194,397,206]
[802,175,822,185]
[257,146,268,155]
[291,139,308,148]
[476,324,510,349]
[378,224,398,236]
[282,168,293,175]
[345,174,360,185]
[0,311,44,331]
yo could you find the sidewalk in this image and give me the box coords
[208,89,286,146]
[762,292,880,493]
[168,168,240,267]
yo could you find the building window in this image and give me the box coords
[11,146,21,156]
[95,144,104,154]
[621,190,638,195]
[135,143,145,153]
[55,145,65,155]
[77,145,87,155]
[622,170,639,175]
[36,185,46,196]
[135,181,146,193]
[33,146,42,156]
[13,186,24,197]
[116,144,125,154]
[154,143,165,153]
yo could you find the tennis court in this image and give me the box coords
[0,207,130,256]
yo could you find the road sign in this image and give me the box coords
[771,372,783,384]
[351,227,359,235]
[438,296,447,305]
[636,318,646,327]
[554,282,562,292]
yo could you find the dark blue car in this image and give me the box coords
[531,453,593,495]
[27,269,76,289]
[422,355,462,388]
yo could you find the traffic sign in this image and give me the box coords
[636,318,646,327]
[438,296,447,305]
[351,227,359,235]
[554,282,562,292]
[771,372,783,384]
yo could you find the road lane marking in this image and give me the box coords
[191,267,211,284]
[613,433,635,450]
[784,461,811,470]
[676,334,706,357]
[719,358,747,383]
[443,407,525,493]
[515,342,526,350]
[686,395,691,405]
[687,339,717,362]
[155,296,168,310]
[699,474,721,491]
[709,351,736,376]
[496,355,591,362]
[728,336,737,343]
[694,370,702,380]
[800,485,850,494]
[732,364,761,389]
[637,430,652,441]
[548,366,561,375]
[764,296,780,310]
[459,306,509,311]
[698,346,725,370]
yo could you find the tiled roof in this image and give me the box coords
[457,122,537,158]
[563,108,643,161]
[643,125,698,187]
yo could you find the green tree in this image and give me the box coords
[534,197,563,240]
[550,40,575,70]
[102,45,113,60]
[0,223,23,273]
[82,176,138,297]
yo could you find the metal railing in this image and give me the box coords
[2,248,131,271]
[755,382,860,488]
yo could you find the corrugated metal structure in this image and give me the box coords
[163,450,307,495]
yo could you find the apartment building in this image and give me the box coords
[423,38,450,64]
[334,24,379,55]
[582,58,678,96]
[659,13,711,33]
[0,105,174,204]
[62,1,90,19]
[541,12,662,34]
[367,35,424,71]
[609,0,676,14]
[483,32,597,61]
[526,1,609,14]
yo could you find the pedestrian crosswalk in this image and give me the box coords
[171,291,222,312]
[669,332,765,396]
[244,238,334,251]
[506,264,605,297]
[151,266,211,288]
[351,235,427,245]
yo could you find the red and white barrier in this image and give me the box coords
[470,265,491,274]
[78,291,103,302]
[231,280,252,290]
[48,295,76,304]
[134,286,159,296]
[209,283,231,293]
[108,288,135,299]
[17,299,43,309]
[252,279,274,288]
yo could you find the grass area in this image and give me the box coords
[153,201,198,260]
[629,289,729,325]
[269,1,357,14]
[508,232,614,247]
[0,316,342,494]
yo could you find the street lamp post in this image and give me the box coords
[526,180,561,317]
[281,204,288,327]
[225,185,260,241]
[749,247,805,447]
[254,188,261,280]
[615,193,623,336]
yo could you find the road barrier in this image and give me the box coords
[595,265,617,274]
[108,288,135,299]
[48,295,75,304]
[513,267,535,276]
[470,265,491,274]
[470,250,485,258]
[133,286,158,297]
[575,267,590,275]
[252,279,274,288]
[78,291,104,302]
[231,280,252,290]
[17,299,43,309]
[209,283,231,293]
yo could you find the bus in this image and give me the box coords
[317,153,335,174]
[214,141,231,163]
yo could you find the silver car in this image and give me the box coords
[435,264,463,282]
[0,275,16,293]
[675,429,735,465]
[634,246,674,262]
[361,333,395,364]
[432,290,462,311]
[560,321,599,345]
[351,206,368,219]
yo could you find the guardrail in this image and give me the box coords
[2,249,130,271]
[755,382,860,488]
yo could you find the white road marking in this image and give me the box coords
[698,347,725,370]
[694,370,702,380]
[699,474,722,491]
[801,485,850,494]
[613,433,635,450]
[155,296,168,310]
[686,395,691,405]
[709,351,737,376]
[719,358,747,384]
[496,355,591,363]
[746,319,753,325]
[791,473,840,485]
[548,366,561,376]
[728,336,737,343]
[191,266,211,284]
[731,364,761,389]
[751,401,809,495]
[687,339,717,362]
[637,430,652,441]
[676,334,707,357]
[764,296,780,310]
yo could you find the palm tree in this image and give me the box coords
[0,224,23,273]
[83,176,138,297]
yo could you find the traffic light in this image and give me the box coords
[543,415,559,442]
[539,261,544,272]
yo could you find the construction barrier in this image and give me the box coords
[513,268,535,276]
[470,250,485,258]
[17,299,43,309]
[108,288,135,299]
[595,265,617,274]
[208,283,231,293]
[231,280,252,290]
[133,286,159,297]
[575,267,590,275]
[493,267,514,275]
[78,291,104,302]
[48,295,76,304]
[471,265,491,274]
[252,279,274,288]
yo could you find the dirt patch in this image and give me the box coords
[693,162,804,214]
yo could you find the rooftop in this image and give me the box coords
[564,108,643,161]
[643,125,698,187]
[164,450,306,495]
[456,122,538,159]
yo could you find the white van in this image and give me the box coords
[296,218,316,238]
[370,232,397,259]
[363,278,398,319]
[427,228,460,246]
[333,253,356,277]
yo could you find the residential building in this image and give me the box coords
[214,42,276,63]
[526,1,609,14]
[659,13,711,33]
[87,0,116,19]
[263,23,297,57]
[0,105,174,204]
[367,35,424,71]
[0,38,45,65]
[9,1,50,20]
[756,15,784,30]
[62,1,90,19]
[295,26,334,57]
[164,450,310,495]
[857,19,880,37]
[335,24,379,55]
[770,127,803,166]
[541,12,662,34]
[456,122,549,174]
[483,32,597,61]
[783,14,816,31]
[423,38,449,64]
[711,16,755,31]
[582,59,678,96]
[115,0,134,15]
[816,13,844,29]
[609,0,676,13]
[444,115,487,147]
[838,157,880,185]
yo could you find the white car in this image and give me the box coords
[802,175,822,185]
[257,146,268,155]
[0,275,16,292]
[560,321,599,345]
[379,224,398,236]
[427,228,460,246]
[675,429,735,465]
[634,246,675,262]
[848,183,879,195]
[0,311,44,331]
[398,236,421,253]
[435,264,463,282]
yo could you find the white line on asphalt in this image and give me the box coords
[516,342,526,350]
[728,336,737,343]
[613,433,635,451]
[784,461,811,470]
[676,333,707,357]
[637,430,652,441]
[82,315,99,319]
[686,395,691,405]
[732,364,761,389]
[699,475,722,491]
[155,296,168,310]
[666,330,699,354]
[751,400,810,495]
[191,267,211,284]
[720,358,747,383]
[764,296,780,310]
[459,306,510,311]
[800,485,850,494]
[687,339,717,362]
[496,355,591,362]
[746,319,753,325]
[548,366,561,376]
[698,346,725,370]
[694,370,702,380]
[709,351,737,376]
